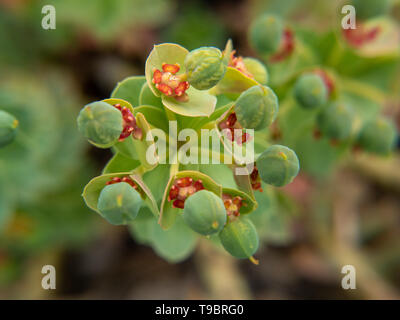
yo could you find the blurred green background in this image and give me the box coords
[0,0,399,299]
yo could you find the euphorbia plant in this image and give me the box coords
[77,41,300,263]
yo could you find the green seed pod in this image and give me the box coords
[317,102,354,140]
[249,14,283,55]
[219,217,259,259]
[77,101,123,148]
[234,85,278,131]
[357,117,397,155]
[0,110,18,148]
[184,47,227,90]
[257,145,299,187]
[294,73,327,109]
[242,57,269,84]
[352,0,390,20]
[183,190,227,235]
[97,183,142,225]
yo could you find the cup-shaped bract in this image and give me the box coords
[219,217,259,259]
[317,102,354,140]
[77,101,123,148]
[184,47,227,90]
[242,57,269,85]
[97,182,143,225]
[234,85,278,131]
[257,145,300,187]
[183,190,227,235]
[352,0,390,20]
[0,110,18,147]
[294,73,328,109]
[357,117,397,155]
[249,14,283,55]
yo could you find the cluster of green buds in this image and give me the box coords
[248,11,398,178]
[0,110,18,148]
[77,41,300,263]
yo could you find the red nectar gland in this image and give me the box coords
[219,112,252,145]
[152,63,190,102]
[250,166,263,192]
[168,177,205,209]
[113,104,142,141]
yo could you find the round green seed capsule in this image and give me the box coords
[352,0,390,20]
[234,85,278,131]
[242,57,269,84]
[257,145,299,187]
[0,110,18,148]
[219,217,259,259]
[184,47,227,90]
[249,14,283,55]
[97,182,142,225]
[357,117,397,155]
[77,101,123,148]
[294,73,327,109]
[183,190,226,236]
[317,102,354,140]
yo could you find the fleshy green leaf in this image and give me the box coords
[139,82,164,109]
[102,153,140,174]
[161,86,217,117]
[210,66,258,95]
[111,76,146,106]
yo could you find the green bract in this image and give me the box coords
[357,117,397,155]
[242,58,269,85]
[257,145,300,187]
[219,217,259,259]
[77,101,122,148]
[0,110,18,148]
[249,14,283,55]
[97,183,142,225]
[317,102,354,140]
[352,0,390,20]
[294,73,327,109]
[183,190,226,235]
[184,47,227,90]
[234,85,278,131]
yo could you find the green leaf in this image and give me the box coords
[111,76,146,106]
[210,67,258,95]
[133,105,169,132]
[151,215,198,263]
[102,153,141,174]
[161,86,217,117]
[139,82,164,109]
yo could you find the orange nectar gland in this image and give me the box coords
[168,177,205,209]
[222,194,245,217]
[250,166,263,192]
[152,63,190,102]
[218,112,251,145]
[228,50,253,79]
[113,104,142,141]
[106,176,138,189]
